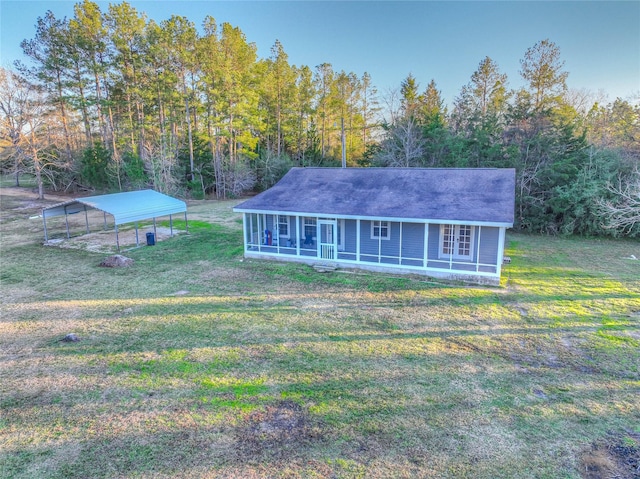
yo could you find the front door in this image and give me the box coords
[318,220,337,260]
[442,224,473,260]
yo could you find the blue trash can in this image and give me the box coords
[146,232,155,246]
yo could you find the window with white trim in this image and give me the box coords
[303,217,316,245]
[371,220,390,240]
[278,215,289,237]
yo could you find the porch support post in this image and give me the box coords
[399,222,403,265]
[476,226,482,272]
[378,221,382,263]
[356,219,361,262]
[449,224,454,271]
[242,213,247,251]
[296,215,300,256]
[316,219,320,259]
[423,223,429,268]
[497,227,506,277]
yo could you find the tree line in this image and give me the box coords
[0,0,638,237]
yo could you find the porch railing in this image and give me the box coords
[320,244,335,260]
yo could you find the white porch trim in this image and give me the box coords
[242,250,502,285]
[241,213,508,285]
[235,208,513,229]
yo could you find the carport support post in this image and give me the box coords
[184,212,188,234]
[169,214,173,237]
[42,213,49,241]
[64,205,70,239]
[115,224,120,252]
[135,222,139,246]
[84,205,89,234]
[153,218,157,242]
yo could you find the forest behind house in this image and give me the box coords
[1,0,638,237]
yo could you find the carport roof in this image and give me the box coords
[42,189,187,225]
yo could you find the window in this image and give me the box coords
[278,215,289,237]
[371,220,390,240]
[304,218,316,237]
[303,217,316,246]
[440,224,473,260]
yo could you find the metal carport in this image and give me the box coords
[42,190,188,250]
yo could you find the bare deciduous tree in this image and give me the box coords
[375,116,425,167]
[0,67,55,199]
[0,68,28,186]
[599,168,640,235]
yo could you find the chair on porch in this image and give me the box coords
[303,234,314,247]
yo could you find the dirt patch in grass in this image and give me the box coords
[43,226,185,254]
[580,432,640,479]
[234,400,322,462]
[98,255,134,268]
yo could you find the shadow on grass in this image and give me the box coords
[3,362,639,479]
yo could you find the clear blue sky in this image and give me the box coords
[1,1,639,106]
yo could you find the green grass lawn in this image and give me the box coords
[1,186,639,478]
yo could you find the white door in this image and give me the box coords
[442,225,473,260]
[318,220,337,260]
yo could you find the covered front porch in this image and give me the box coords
[240,212,506,284]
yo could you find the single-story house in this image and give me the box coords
[233,167,515,285]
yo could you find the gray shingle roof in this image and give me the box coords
[234,168,515,225]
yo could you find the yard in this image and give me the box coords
[1,185,639,478]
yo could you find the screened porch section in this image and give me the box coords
[243,213,319,258]
[241,213,504,276]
